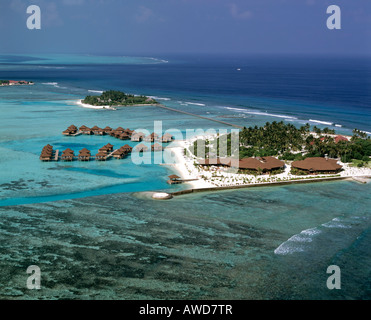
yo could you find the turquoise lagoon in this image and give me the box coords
[0,54,370,299]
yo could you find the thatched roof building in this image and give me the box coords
[120,145,133,153]
[238,156,285,171]
[135,143,149,152]
[292,157,342,173]
[151,143,163,152]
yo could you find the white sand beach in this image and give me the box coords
[167,136,371,191]
[76,100,117,110]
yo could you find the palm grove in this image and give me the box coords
[193,121,371,165]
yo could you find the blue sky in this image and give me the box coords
[0,0,370,55]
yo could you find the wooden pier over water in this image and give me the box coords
[155,105,244,129]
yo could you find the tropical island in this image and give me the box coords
[0,80,34,86]
[166,121,371,192]
[81,90,159,107]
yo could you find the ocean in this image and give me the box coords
[0,53,370,299]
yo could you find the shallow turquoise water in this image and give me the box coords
[0,54,370,299]
[0,181,370,299]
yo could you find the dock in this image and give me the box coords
[53,150,59,161]
[155,105,244,129]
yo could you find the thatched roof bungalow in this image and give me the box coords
[161,133,173,143]
[61,149,74,161]
[151,143,163,152]
[78,148,91,161]
[95,151,107,161]
[120,145,133,153]
[112,149,125,159]
[135,143,149,153]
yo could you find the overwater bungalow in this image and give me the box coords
[61,149,74,161]
[144,133,159,142]
[91,126,104,135]
[40,145,54,161]
[103,126,113,134]
[151,143,163,152]
[291,157,342,174]
[135,143,149,153]
[115,127,125,134]
[40,153,52,161]
[104,143,114,152]
[80,125,92,135]
[96,151,107,161]
[62,129,72,136]
[167,175,182,185]
[99,146,109,153]
[131,133,142,142]
[119,133,130,140]
[120,145,133,153]
[125,129,134,136]
[78,148,91,161]
[112,149,126,159]
[161,133,173,143]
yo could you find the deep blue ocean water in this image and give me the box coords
[0,54,370,299]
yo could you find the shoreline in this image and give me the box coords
[164,135,371,197]
[75,99,161,110]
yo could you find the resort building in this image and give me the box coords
[135,143,149,153]
[198,156,284,173]
[91,126,104,135]
[120,145,133,153]
[103,126,113,134]
[161,133,173,143]
[144,133,159,142]
[238,156,285,173]
[198,158,232,167]
[95,151,107,161]
[79,125,92,135]
[335,135,349,144]
[151,143,163,152]
[167,175,182,185]
[112,149,126,159]
[119,133,130,140]
[104,143,114,152]
[40,145,54,161]
[291,157,343,174]
[131,132,146,142]
[61,149,74,161]
[78,148,91,161]
[63,125,78,136]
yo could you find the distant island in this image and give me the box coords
[0,80,34,86]
[82,90,159,107]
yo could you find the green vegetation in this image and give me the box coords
[191,121,371,164]
[82,90,158,106]
[0,80,33,86]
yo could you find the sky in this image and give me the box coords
[0,0,370,56]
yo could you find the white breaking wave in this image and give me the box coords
[42,82,67,89]
[224,107,298,120]
[149,57,169,63]
[148,96,171,101]
[274,227,321,255]
[185,102,206,106]
[88,90,104,94]
[42,82,59,87]
[309,119,333,126]
[322,217,352,229]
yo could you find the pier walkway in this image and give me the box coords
[155,105,244,129]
